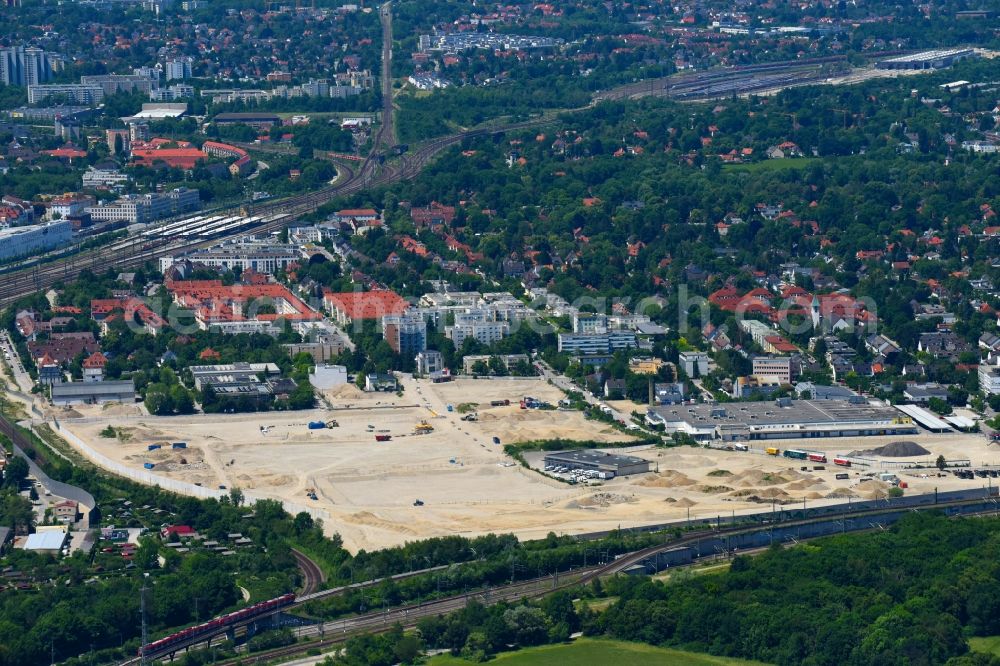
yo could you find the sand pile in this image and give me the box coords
[637,469,696,488]
[850,441,930,457]
[825,487,858,498]
[326,384,365,400]
[731,469,796,487]
[578,493,637,507]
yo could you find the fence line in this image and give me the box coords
[54,421,331,524]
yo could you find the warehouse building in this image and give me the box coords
[876,48,976,70]
[543,450,651,478]
[646,398,917,441]
[51,380,136,405]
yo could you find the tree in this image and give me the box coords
[145,385,174,416]
[2,456,29,489]
[936,455,946,471]
[170,385,194,415]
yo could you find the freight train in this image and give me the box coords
[138,594,296,657]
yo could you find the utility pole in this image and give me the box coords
[140,573,150,666]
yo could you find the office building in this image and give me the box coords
[751,356,794,384]
[86,188,199,224]
[0,221,73,262]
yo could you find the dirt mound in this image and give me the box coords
[849,441,930,458]
[826,487,858,498]
[673,497,698,508]
[578,493,637,507]
[326,384,365,400]
[731,469,796,487]
[637,469,696,488]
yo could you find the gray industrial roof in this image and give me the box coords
[649,398,898,428]
[544,449,648,467]
[51,380,135,397]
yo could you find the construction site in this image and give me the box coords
[58,376,1000,552]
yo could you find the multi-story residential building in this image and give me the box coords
[150,83,195,101]
[49,194,95,220]
[27,84,104,106]
[678,351,711,377]
[80,73,157,96]
[164,57,193,81]
[0,46,53,86]
[82,168,131,189]
[572,312,608,334]
[159,243,299,275]
[415,350,444,375]
[979,358,1000,396]
[557,331,637,355]
[382,314,427,356]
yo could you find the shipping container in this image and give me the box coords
[308,421,326,430]
[835,473,850,480]
[148,444,161,451]
[143,462,155,469]
[833,457,852,467]
[171,442,187,449]
[765,447,780,456]
[807,453,827,463]
[375,434,391,442]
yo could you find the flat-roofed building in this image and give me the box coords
[646,398,917,441]
[543,450,651,478]
[51,380,136,405]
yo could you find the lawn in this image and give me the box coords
[969,636,1000,656]
[427,638,769,665]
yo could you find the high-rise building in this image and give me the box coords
[0,46,53,86]
[164,57,193,81]
[382,314,427,356]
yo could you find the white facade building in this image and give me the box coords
[0,221,73,261]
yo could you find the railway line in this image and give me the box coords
[135,488,999,666]
[290,550,326,597]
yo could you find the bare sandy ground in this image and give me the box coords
[60,376,1000,551]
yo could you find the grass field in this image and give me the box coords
[427,638,769,665]
[969,636,1000,656]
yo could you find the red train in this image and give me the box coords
[807,453,827,463]
[138,594,296,657]
[833,457,852,467]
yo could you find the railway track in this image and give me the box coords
[180,492,1000,666]
[290,550,326,597]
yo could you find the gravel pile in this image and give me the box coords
[849,441,931,457]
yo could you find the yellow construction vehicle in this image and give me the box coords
[414,420,434,434]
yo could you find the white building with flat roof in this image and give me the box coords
[0,221,73,262]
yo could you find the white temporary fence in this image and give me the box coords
[53,420,331,524]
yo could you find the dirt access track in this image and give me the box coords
[61,376,1000,552]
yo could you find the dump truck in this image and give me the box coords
[375,434,392,442]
